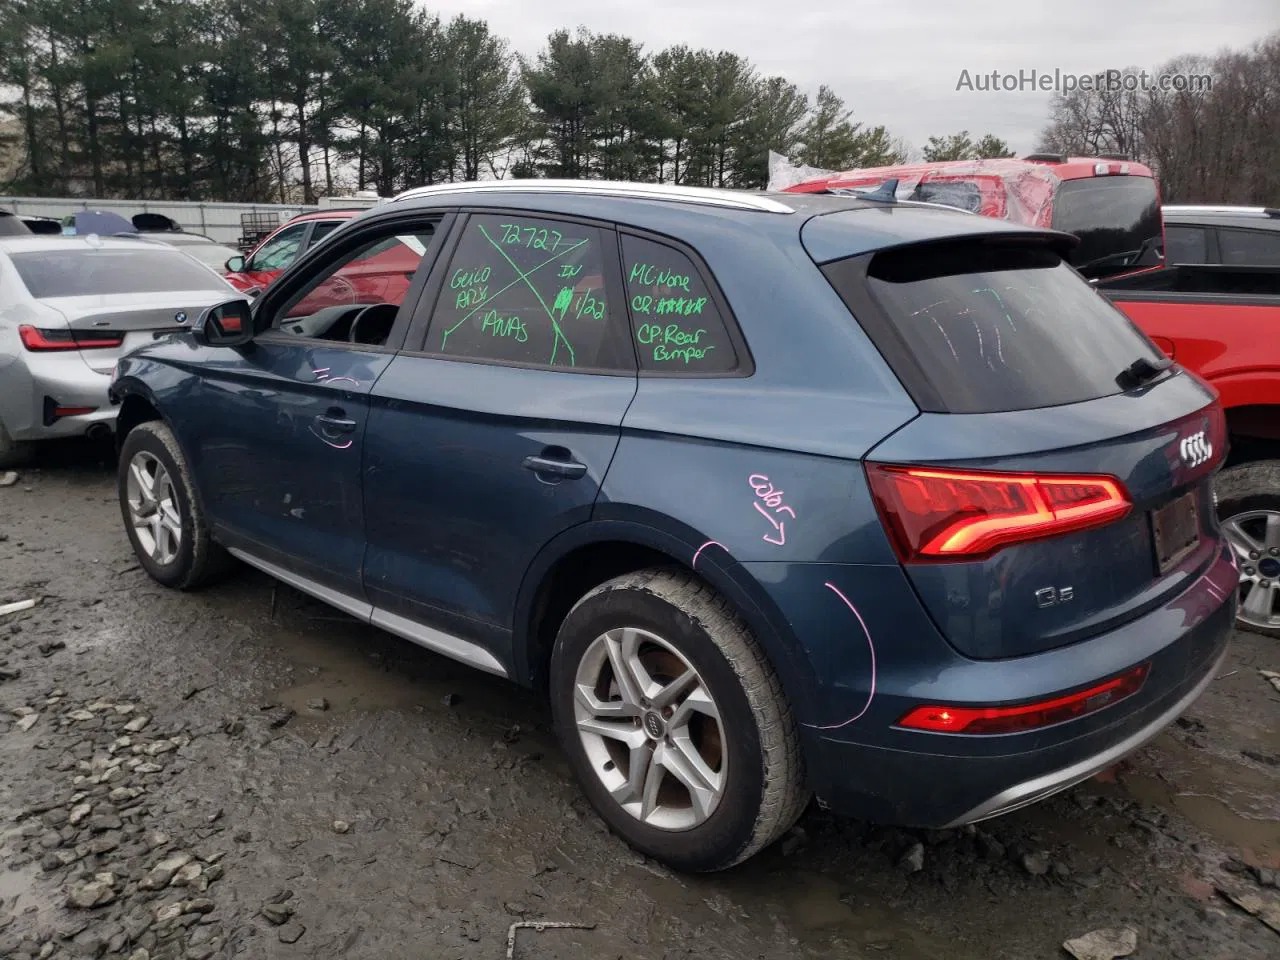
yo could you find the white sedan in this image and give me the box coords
[0,234,246,466]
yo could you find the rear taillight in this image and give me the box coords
[19,326,124,351]
[866,463,1132,562]
[897,662,1150,734]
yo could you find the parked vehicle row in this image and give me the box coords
[781,153,1166,279]
[0,235,244,467]
[782,160,1280,642]
[106,179,1237,872]
[1161,204,1280,267]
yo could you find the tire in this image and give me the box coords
[0,420,33,470]
[550,568,808,872]
[117,420,233,590]
[1216,460,1280,638]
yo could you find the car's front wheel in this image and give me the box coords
[550,569,808,872]
[118,420,232,589]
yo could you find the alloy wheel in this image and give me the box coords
[125,451,183,566]
[1222,509,1280,631]
[573,626,727,831]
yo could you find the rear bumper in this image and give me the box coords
[0,354,115,442]
[942,644,1225,827]
[776,544,1237,827]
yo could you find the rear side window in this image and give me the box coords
[425,213,631,372]
[822,241,1165,414]
[908,181,983,213]
[308,220,344,245]
[621,235,738,373]
[10,249,229,298]
[1218,227,1280,266]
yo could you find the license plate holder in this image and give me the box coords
[1151,491,1200,575]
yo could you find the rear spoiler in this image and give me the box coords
[801,206,1080,265]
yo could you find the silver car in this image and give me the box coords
[0,235,244,466]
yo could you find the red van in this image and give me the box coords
[784,154,1165,280]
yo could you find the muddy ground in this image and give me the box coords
[1,442,1278,960]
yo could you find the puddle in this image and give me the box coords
[0,855,41,916]
[1123,771,1280,861]
[630,861,970,959]
[260,586,547,732]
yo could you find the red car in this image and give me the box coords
[1095,263,1280,639]
[224,209,420,318]
[784,154,1164,280]
[224,210,359,294]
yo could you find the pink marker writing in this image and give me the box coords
[806,581,877,730]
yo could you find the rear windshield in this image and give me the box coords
[0,212,31,236]
[823,241,1165,414]
[10,248,228,298]
[1052,177,1162,279]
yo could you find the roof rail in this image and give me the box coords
[1163,204,1277,217]
[389,179,796,214]
[1024,153,1066,163]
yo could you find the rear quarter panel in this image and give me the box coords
[595,210,920,725]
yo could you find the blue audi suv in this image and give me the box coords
[109,180,1237,872]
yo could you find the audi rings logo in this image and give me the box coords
[1180,430,1212,468]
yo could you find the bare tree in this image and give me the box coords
[1037,34,1280,203]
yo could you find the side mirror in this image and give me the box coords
[225,255,246,273]
[192,299,254,347]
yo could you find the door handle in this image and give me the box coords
[523,454,588,480]
[315,414,357,434]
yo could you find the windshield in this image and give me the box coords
[822,241,1165,414]
[1051,177,1163,279]
[11,249,232,298]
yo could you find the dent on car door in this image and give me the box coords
[193,215,446,597]
[361,211,638,671]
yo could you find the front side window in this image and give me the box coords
[425,213,631,372]
[264,226,436,343]
[1163,225,1208,264]
[248,223,307,271]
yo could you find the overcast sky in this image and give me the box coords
[430,0,1277,155]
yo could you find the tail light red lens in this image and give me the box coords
[866,463,1131,562]
[19,326,124,351]
[897,662,1150,734]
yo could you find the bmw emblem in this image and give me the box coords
[175,311,188,324]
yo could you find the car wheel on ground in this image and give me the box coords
[549,568,809,872]
[117,421,232,589]
[1216,460,1280,638]
[0,420,33,469]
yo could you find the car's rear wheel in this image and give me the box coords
[1217,460,1280,638]
[118,420,232,589]
[550,568,808,871]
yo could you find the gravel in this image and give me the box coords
[2,445,1278,960]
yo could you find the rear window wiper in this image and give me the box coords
[1116,354,1173,390]
[1076,237,1162,276]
